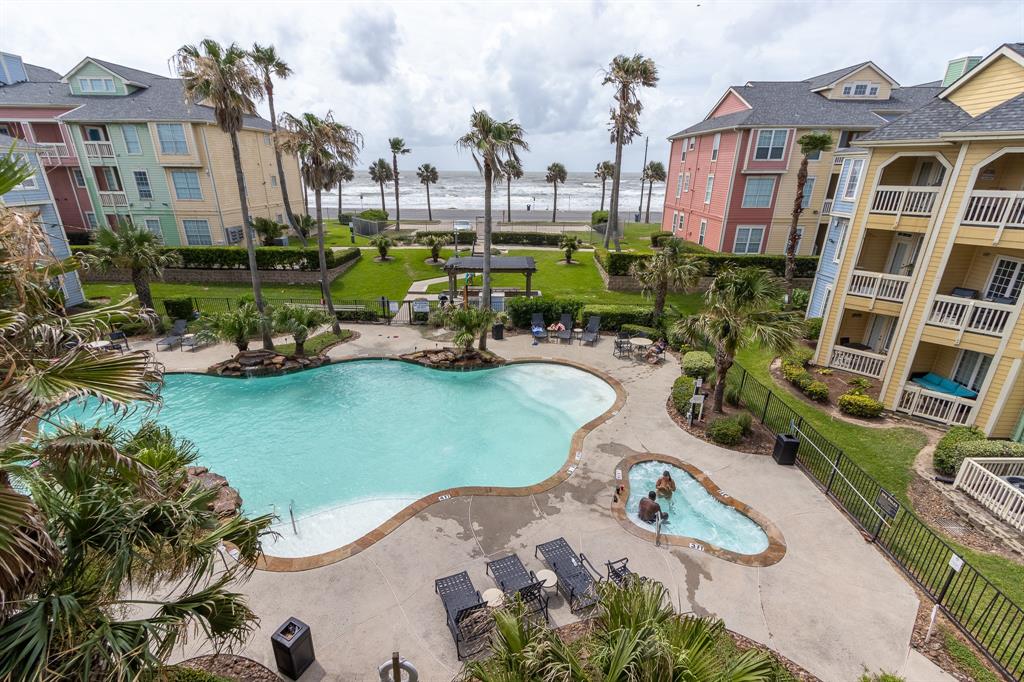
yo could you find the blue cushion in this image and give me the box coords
[912,373,977,399]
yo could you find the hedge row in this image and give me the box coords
[416,230,475,245]
[579,304,657,331]
[597,248,819,278]
[492,232,565,247]
[505,296,585,328]
[73,245,360,272]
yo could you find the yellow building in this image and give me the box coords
[816,43,1024,439]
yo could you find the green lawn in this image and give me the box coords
[275,329,353,356]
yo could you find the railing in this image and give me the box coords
[954,458,1024,533]
[36,142,74,163]
[928,295,1015,340]
[83,141,115,158]
[897,383,976,425]
[961,190,1024,242]
[829,346,887,377]
[848,269,912,304]
[870,185,940,219]
[98,191,128,208]
[821,198,833,215]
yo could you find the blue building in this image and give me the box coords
[1,133,85,305]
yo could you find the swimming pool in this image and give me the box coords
[625,461,769,555]
[49,360,617,559]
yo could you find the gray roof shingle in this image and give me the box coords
[23,63,60,82]
[951,92,1024,134]
[856,98,973,142]
[804,62,872,89]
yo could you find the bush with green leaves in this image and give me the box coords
[338,213,352,225]
[369,234,394,259]
[158,668,232,682]
[251,216,284,246]
[724,370,744,407]
[358,208,388,221]
[650,231,673,248]
[447,306,495,350]
[933,426,987,476]
[783,345,814,367]
[620,323,663,340]
[74,244,357,272]
[681,350,715,379]
[273,304,332,355]
[664,323,691,352]
[491,232,564,247]
[671,375,696,415]
[734,411,753,435]
[803,380,829,402]
[804,317,822,340]
[781,362,812,389]
[789,288,810,311]
[847,376,873,394]
[942,439,1024,476]
[506,296,584,328]
[579,303,657,331]
[197,302,265,352]
[591,210,609,226]
[419,234,450,262]
[417,229,474,245]
[597,248,819,278]
[163,298,196,321]
[838,393,884,418]
[707,416,744,445]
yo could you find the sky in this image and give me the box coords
[1,0,1021,173]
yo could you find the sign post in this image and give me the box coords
[925,553,963,643]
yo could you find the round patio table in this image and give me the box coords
[630,337,653,349]
[536,569,558,589]
[482,588,505,607]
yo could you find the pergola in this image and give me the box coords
[442,255,538,299]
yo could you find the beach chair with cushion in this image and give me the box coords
[581,316,600,346]
[530,313,548,342]
[156,319,188,351]
[435,571,492,660]
[556,313,573,343]
[534,538,599,613]
[486,554,549,623]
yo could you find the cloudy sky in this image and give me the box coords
[1,1,1019,172]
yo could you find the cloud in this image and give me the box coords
[333,8,399,85]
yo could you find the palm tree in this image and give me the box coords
[369,234,393,260]
[416,163,439,221]
[273,304,331,355]
[174,39,274,349]
[86,223,182,314]
[448,307,495,352]
[504,159,524,221]
[558,233,583,264]
[630,239,704,316]
[786,132,833,294]
[643,160,666,223]
[388,137,411,228]
[602,54,659,251]
[249,44,298,240]
[595,160,614,211]
[280,111,363,334]
[295,213,315,244]
[421,234,449,262]
[369,158,393,213]
[674,267,803,412]
[335,162,354,223]
[545,162,567,222]
[251,215,283,246]
[197,301,265,352]
[456,110,528,351]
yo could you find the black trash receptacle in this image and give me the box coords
[272,617,315,680]
[772,434,799,465]
[492,322,504,340]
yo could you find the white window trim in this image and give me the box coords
[832,217,850,264]
[711,132,721,161]
[270,174,278,187]
[182,218,213,246]
[121,125,142,155]
[679,212,685,233]
[704,174,714,204]
[733,225,765,254]
[953,350,992,392]
[683,171,690,193]
[794,227,804,253]
[801,177,816,209]
[85,211,98,229]
[675,174,683,198]
[79,77,115,93]
[698,219,707,245]
[753,128,788,161]
[171,170,204,201]
[11,155,37,190]
[840,158,864,201]
[142,217,163,240]
[133,169,153,199]
[157,123,190,156]
[741,176,775,208]
[984,256,1024,301]
[689,138,695,151]
[680,139,687,162]
[72,168,87,188]
[671,211,679,233]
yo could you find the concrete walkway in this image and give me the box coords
[146,327,953,682]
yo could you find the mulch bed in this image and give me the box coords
[666,394,776,456]
[767,359,903,428]
[178,654,278,681]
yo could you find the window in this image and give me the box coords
[182,219,213,245]
[953,350,992,392]
[842,81,880,97]
[986,258,1024,303]
[704,175,714,204]
[133,170,152,199]
[741,177,775,208]
[101,167,120,191]
[143,218,162,239]
[698,219,707,245]
[679,212,685,232]
[689,138,695,151]
[79,77,115,93]
[711,133,721,161]
[671,211,679,233]
[0,124,9,136]
[276,213,283,223]
[85,212,98,229]
[11,155,37,190]
[171,170,203,200]
[270,174,278,187]
[801,177,816,209]
[157,124,188,155]
[841,158,864,200]
[754,129,788,160]
[263,133,271,145]
[838,130,863,148]
[684,172,690,193]
[72,168,86,187]
[680,139,687,162]
[122,125,142,154]
[733,226,764,254]
[831,217,850,264]
[675,174,683,198]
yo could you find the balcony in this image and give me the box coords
[848,269,912,305]
[36,142,76,165]
[897,383,976,425]
[961,190,1024,237]
[83,141,115,159]
[927,295,1014,341]
[821,198,833,216]
[98,191,128,208]
[954,458,1024,532]
[829,346,887,378]
[870,185,940,218]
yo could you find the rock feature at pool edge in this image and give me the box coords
[208,349,328,378]
[186,466,243,517]
[401,347,505,370]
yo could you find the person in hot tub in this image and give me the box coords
[656,470,676,499]
[638,491,667,524]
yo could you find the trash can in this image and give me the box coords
[492,322,504,340]
[772,434,799,465]
[271,617,315,680]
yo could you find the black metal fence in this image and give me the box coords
[731,364,1024,681]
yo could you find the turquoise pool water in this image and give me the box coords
[49,361,616,557]
[626,461,769,555]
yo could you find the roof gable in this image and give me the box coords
[940,44,1024,99]
[706,88,752,119]
[808,61,898,92]
[62,57,148,90]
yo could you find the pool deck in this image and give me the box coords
[144,326,953,682]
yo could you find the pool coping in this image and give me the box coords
[611,453,787,567]
[251,355,627,572]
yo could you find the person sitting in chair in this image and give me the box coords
[638,490,667,524]
[656,470,676,498]
[645,339,668,364]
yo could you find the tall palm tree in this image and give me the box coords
[456,110,528,350]
[595,160,614,211]
[643,160,666,223]
[602,54,659,251]
[630,239,704,316]
[786,132,833,295]
[174,39,274,349]
[545,162,567,222]
[504,158,524,221]
[86,223,182,315]
[249,43,299,241]
[335,161,354,223]
[280,111,363,334]
[416,163,439,221]
[388,137,411,228]
[674,267,803,412]
[369,158,393,213]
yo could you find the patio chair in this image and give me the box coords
[556,313,573,343]
[530,313,548,342]
[613,332,632,359]
[535,538,599,613]
[486,554,550,623]
[180,331,206,352]
[579,554,640,587]
[581,316,600,345]
[107,331,130,354]
[435,571,492,660]
[156,319,188,351]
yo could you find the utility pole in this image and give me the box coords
[637,136,649,214]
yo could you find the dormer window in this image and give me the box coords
[842,81,880,98]
[79,77,115,93]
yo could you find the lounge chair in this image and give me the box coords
[107,331,130,354]
[180,332,206,352]
[486,554,549,623]
[581,316,600,345]
[556,313,573,343]
[530,313,548,342]
[156,319,188,351]
[535,538,599,613]
[435,571,492,660]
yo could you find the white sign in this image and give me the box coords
[388,301,399,314]
[948,554,964,573]
[412,299,430,313]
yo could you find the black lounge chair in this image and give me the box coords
[486,554,549,623]
[581,316,600,345]
[556,313,573,343]
[435,571,492,660]
[156,319,188,351]
[535,538,599,613]
[531,313,548,342]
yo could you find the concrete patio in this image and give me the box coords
[148,325,951,681]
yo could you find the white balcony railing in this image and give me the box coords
[961,190,1024,242]
[928,295,1015,341]
[897,383,976,425]
[36,142,74,164]
[98,191,128,208]
[870,185,940,220]
[829,346,887,378]
[821,198,833,215]
[954,458,1024,532]
[848,269,912,304]
[83,141,115,159]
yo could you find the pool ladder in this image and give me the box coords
[655,514,663,547]
[289,500,297,535]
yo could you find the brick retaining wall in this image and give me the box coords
[80,252,361,286]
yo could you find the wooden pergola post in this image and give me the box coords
[525,271,532,296]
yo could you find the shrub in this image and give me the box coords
[707,417,744,445]
[804,317,822,340]
[838,393,884,418]
[664,324,691,352]
[591,210,609,226]
[338,213,352,225]
[163,298,196,321]
[597,249,819,278]
[803,380,830,402]
[724,370,743,407]
[620,323,662,340]
[847,376,873,394]
[599,249,651,276]
[734,411,753,435]
[492,232,565,247]
[941,439,1024,476]
[789,288,810,311]
[72,245,360,272]
[783,346,814,367]
[358,208,388,221]
[817,368,833,376]
[681,351,715,379]
[671,375,696,415]
[579,304,657,331]
[506,296,584,328]
[650,231,672,248]
[416,229,475,245]
[933,426,987,476]
[781,362,811,387]
[159,668,232,682]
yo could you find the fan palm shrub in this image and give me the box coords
[595,160,614,211]
[334,161,355,225]
[630,240,705,316]
[421,234,450,262]
[273,304,331,355]
[370,234,394,260]
[559,233,583,264]
[197,301,265,352]
[504,159,523,220]
[643,160,666,223]
[86,223,182,313]
[251,216,283,246]
[448,307,495,351]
